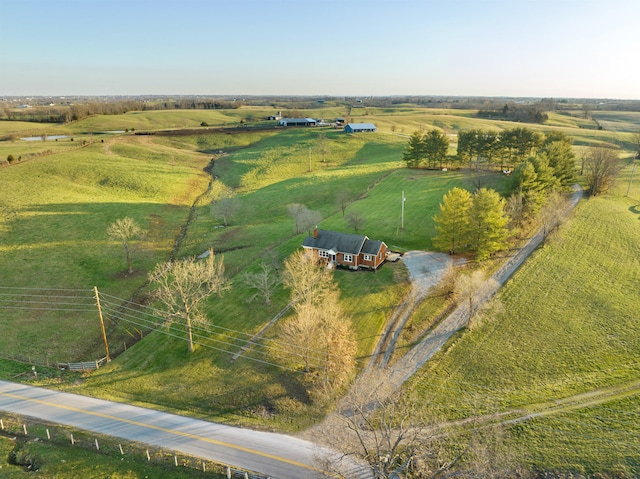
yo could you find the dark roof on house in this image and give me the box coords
[362,239,384,255]
[302,229,367,255]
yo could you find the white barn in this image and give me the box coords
[344,123,376,133]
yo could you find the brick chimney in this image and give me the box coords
[313,227,319,239]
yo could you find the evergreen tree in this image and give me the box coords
[423,129,449,168]
[542,140,577,188]
[403,130,424,167]
[457,130,475,167]
[513,160,545,218]
[433,187,473,254]
[530,154,560,193]
[471,188,509,260]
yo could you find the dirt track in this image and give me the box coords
[383,185,584,391]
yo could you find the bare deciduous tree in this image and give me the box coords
[243,262,281,305]
[540,191,569,238]
[287,203,322,235]
[345,210,366,233]
[316,132,331,164]
[278,250,356,394]
[454,270,498,322]
[149,250,229,352]
[212,196,241,227]
[107,217,143,274]
[210,184,240,227]
[585,146,623,196]
[336,190,355,217]
[282,250,332,306]
[316,371,455,479]
[316,371,515,478]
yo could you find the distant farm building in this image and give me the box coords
[279,118,317,127]
[336,118,345,125]
[267,112,282,120]
[302,229,387,270]
[344,123,377,133]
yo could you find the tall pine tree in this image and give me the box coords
[433,187,473,254]
[471,188,509,260]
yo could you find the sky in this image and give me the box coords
[1,0,639,99]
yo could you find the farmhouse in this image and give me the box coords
[279,118,317,127]
[302,229,387,270]
[267,112,282,120]
[344,123,376,133]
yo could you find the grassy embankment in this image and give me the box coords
[408,159,640,475]
[0,416,225,478]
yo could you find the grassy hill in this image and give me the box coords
[1,104,638,475]
[408,167,640,475]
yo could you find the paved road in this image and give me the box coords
[0,380,367,479]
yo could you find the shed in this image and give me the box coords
[279,118,317,127]
[344,123,377,133]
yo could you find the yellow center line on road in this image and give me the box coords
[0,390,326,475]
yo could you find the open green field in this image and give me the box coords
[408,171,640,475]
[0,136,211,362]
[1,104,638,474]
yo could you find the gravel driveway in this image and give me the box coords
[401,251,464,299]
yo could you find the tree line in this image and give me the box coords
[430,126,628,260]
[2,98,241,124]
[476,102,549,123]
[403,126,553,171]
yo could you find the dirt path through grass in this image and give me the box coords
[382,185,584,392]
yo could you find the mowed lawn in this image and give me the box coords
[409,184,640,475]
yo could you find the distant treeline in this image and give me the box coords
[1,98,241,124]
[476,102,549,124]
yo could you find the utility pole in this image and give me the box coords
[401,191,406,230]
[94,286,110,362]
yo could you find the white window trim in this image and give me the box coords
[363,254,372,261]
[319,249,330,258]
[343,254,353,263]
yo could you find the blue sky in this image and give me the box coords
[1,0,638,98]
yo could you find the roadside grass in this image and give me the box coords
[408,187,640,474]
[0,416,225,478]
